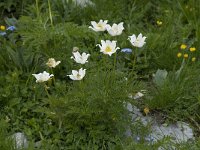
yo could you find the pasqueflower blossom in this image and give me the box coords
[106,22,124,36]
[97,40,120,56]
[128,33,146,48]
[32,71,54,83]
[68,68,86,80]
[46,58,61,68]
[71,51,90,64]
[89,20,108,32]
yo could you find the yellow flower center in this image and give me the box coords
[77,74,81,79]
[97,24,103,29]
[105,46,112,52]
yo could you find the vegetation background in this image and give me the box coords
[0,0,200,149]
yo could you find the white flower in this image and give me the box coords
[46,58,61,68]
[32,71,54,83]
[97,40,120,56]
[128,33,147,48]
[128,91,145,99]
[71,51,90,64]
[89,20,108,32]
[68,68,86,80]
[133,92,144,99]
[106,22,124,36]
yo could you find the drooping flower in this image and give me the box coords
[89,20,108,32]
[68,68,86,80]
[189,47,196,52]
[133,92,144,100]
[121,48,132,54]
[32,71,54,83]
[177,52,182,58]
[71,51,90,64]
[73,47,79,52]
[144,107,150,115]
[128,33,147,48]
[97,40,120,56]
[106,22,124,36]
[46,58,61,68]
[180,44,187,50]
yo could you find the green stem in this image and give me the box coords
[131,48,137,74]
[26,66,37,87]
[39,131,44,140]
[50,68,55,85]
[44,84,50,98]
[59,118,62,130]
[48,0,53,26]
[35,0,42,23]
[113,52,117,71]
[113,52,117,81]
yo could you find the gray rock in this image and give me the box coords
[12,132,28,149]
[126,104,194,144]
[150,122,194,143]
[73,0,94,7]
[35,140,42,148]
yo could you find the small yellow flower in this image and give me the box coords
[192,57,196,62]
[177,52,182,58]
[183,53,188,58]
[144,107,150,115]
[180,44,187,50]
[0,25,5,30]
[189,47,196,52]
[156,20,162,26]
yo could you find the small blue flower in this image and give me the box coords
[7,26,16,31]
[0,32,6,36]
[121,48,132,54]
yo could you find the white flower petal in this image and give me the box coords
[106,22,124,36]
[68,68,86,80]
[32,71,53,83]
[97,40,119,56]
[89,20,108,32]
[128,33,146,48]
